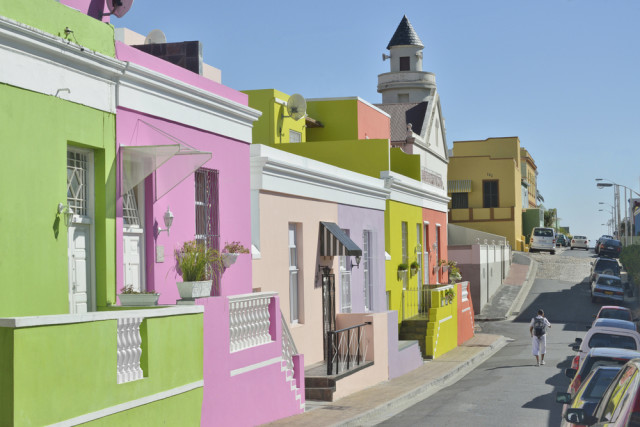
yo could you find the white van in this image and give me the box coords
[529,227,556,254]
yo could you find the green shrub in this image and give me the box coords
[620,245,640,284]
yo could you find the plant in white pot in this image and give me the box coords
[175,240,223,300]
[221,241,250,268]
[118,285,160,306]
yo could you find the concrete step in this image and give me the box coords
[305,387,336,402]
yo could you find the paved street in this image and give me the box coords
[378,247,629,427]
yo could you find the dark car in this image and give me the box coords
[598,238,622,259]
[595,234,615,255]
[557,366,621,426]
[564,358,640,426]
[557,234,568,247]
[591,274,626,304]
[590,258,622,283]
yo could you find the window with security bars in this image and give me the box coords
[451,193,469,209]
[339,233,352,314]
[67,150,88,216]
[122,188,141,226]
[289,223,300,323]
[195,168,219,251]
[363,230,373,311]
[483,180,499,208]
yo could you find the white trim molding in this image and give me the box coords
[381,170,449,212]
[230,357,283,377]
[46,380,204,427]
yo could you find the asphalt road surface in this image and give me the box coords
[378,247,630,427]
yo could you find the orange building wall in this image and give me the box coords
[357,101,391,141]
[422,208,448,284]
[457,281,475,344]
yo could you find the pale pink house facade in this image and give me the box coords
[114,35,304,426]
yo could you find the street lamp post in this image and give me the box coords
[596,179,640,246]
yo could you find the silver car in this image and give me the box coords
[529,227,556,254]
[571,235,589,250]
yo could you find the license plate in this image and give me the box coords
[605,291,614,295]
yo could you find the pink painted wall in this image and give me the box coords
[423,209,448,284]
[252,192,338,366]
[58,0,109,22]
[357,100,390,141]
[457,281,475,344]
[116,43,247,105]
[198,295,304,426]
[115,108,252,301]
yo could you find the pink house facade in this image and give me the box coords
[114,38,304,425]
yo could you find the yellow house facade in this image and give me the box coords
[447,137,524,249]
[520,147,538,209]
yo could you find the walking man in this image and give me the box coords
[530,309,551,366]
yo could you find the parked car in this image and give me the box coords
[595,235,615,255]
[591,275,626,304]
[566,348,640,397]
[573,324,640,370]
[594,306,634,323]
[590,258,622,284]
[589,318,637,332]
[564,358,640,426]
[557,234,568,247]
[530,227,556,254]
[558,365,622,425]
[571,235,590,251]
[598,239,623,259]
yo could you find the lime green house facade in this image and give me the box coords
[0,2,204,425]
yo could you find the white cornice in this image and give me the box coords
[0,15,123,112]
[118,63,262,143]
[381,171,449,212]
[251,145,389,210]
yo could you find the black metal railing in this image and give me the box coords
[326,321,372,375]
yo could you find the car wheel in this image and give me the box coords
[571,247,574,250]
[551,251,556,255]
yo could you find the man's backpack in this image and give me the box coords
[533,317,546,337]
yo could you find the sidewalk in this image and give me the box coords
[266,253,535,426]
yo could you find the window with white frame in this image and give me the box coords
[122,188,141,227]
[363,230,373,311]
[67,150,88,216]
[339,254,351,313]
[435,225,441,283]
[289,223,300,323]
[289,130,302,143]
[401,221,408,289]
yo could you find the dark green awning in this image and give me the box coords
[319,222,362,257]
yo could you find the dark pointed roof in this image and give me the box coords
[386,15,423,50]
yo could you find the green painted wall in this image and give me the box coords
[390,147,421,181]
[0,0,115,57]
[84,388,203,426]
[522,208,543,244]
[10,313,203,426]
[385,200,423,322]
[306,99,358,141]
[0,84,116,316]
[0,328,14,426]
[242,89,306,144]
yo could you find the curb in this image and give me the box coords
[336,335,509,426]
[506,254,538,318]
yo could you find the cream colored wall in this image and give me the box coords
[252,191,338,366]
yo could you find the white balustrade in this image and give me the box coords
[228,292,276,353]
[117,317,144,384]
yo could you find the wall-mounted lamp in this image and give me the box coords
[58,203,74,227]
[158,207,174,236]
[351,255,362,269]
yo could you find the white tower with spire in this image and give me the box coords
[378,15,436,104]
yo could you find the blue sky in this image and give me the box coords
[116,0,640,243]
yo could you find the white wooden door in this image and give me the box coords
[68,223,90,313]
[123,231,144,292]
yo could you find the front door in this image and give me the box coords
[67,148,95,313]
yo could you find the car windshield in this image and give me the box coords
[588,333,637,350]
[534,229,553,237]
[599,309,632,321]
[582,368,622,400]
[604,240,621,247]
[596,277,623,288]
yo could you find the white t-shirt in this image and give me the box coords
[530,315,551,334]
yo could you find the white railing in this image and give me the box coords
[116,317,144,384]
[229,292,276,353]
[281,311,299,372]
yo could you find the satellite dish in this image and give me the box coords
[108,0,134,18]
[145,29,167,45]
[286,94,307,121]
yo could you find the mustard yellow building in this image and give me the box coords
[447,137,524,250]
[520,147,538,209]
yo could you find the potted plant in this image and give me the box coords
[438,259,449,271]
[118,285,160,306]
[444,288,456,305]
[397,263,409,280]
[221,241,250,268]
[448,261,462,283]
[410,261,419,277]
[174,240,223,299]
